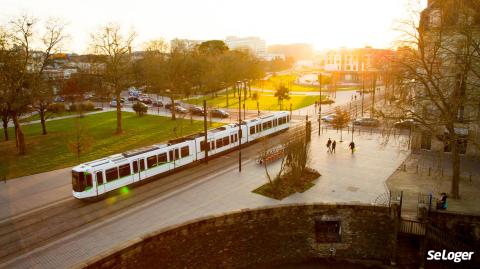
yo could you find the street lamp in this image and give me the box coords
[318,73,322,135]
[237,80,242,172]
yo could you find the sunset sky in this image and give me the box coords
[0,0,427,53]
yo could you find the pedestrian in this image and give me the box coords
[326,138,332,153]
[349,141,355,154]
[436,193,448,210]
[332,140,336,153]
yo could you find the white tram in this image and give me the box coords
[72,111,291,199]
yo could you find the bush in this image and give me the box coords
[69,102,96,112]
[47,103,66,113]
[132,102,148,116]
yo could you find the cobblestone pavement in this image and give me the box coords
[0,129,409,269]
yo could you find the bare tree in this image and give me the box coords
[91,23,136,133]
[331,107,351,142]
[68,117,92,160]
[383,1,480,198]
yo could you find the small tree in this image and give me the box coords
[252,92,260,115]
[331,107,351,142]
[274,84,290,110]
[68,118,93,161]
[132,102,148,117]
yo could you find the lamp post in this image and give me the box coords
[237,81,242,172]
[361,70,365,117]
[318,73,322,135]
[203,100,208,164]
[222,82,228,109]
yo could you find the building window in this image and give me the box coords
[421,132,432,150]
[315,219,341,243]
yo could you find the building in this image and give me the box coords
[224,36,267,56]
[411,0,480,156]
[316,47,393,84]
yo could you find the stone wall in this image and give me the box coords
[82,204,395,269]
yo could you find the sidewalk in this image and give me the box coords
[0,129,409,269]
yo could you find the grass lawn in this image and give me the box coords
[0,111,223,179]
[252,74,359,93]
[185,92,323,111]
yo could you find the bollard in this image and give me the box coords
[416,164,419,174]
[428,167,431,176]
[370,128,373,134]
[470,173,472,182]
[441,168,443,177]
[403,163,407,171]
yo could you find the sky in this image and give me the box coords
[0,0,427,54]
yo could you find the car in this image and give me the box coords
[139,97,152,105]
[174,106,188,114]
[210,109,230,118]
[152,100,163,107]
[321,114,336,123]
[353,118,380,127]
[53,96,65,102]
[165,101,182,110]
[394,119,419,129]
[320,99,335,105]
[109,100,123,108]
[128,96,139,101]
[189,106,205,116]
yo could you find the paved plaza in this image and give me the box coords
[0,128,409,268]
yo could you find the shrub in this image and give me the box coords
[47,103,66,113]
[69,102,96,112]
[132,102,148,116]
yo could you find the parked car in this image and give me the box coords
[175,106,188,114]
[210,109,230,118]
[152,100,163,107]
[321,114,336,123]
[165,101,182,110]
[394,119,418,129]
[320,99,335,105]
[353,118,380,127]
[139,97,152,105]
[128,96,139,101]
[53,96,65,102]
[189,106,205,116]
[109,100,123,108]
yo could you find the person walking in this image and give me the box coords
[349,141,355,154]
[332,140,336,153]
[326,138,332,153]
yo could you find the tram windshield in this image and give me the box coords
[72,171,92,192]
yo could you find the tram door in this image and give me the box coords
[132,159,146,182]
[95,171,105,195]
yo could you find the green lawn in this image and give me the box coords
[0,111,222,179]
[185,91,323,111]
[252,74,359,93]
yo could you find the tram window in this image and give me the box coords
[132,161,138,173]
[119,164,131,178]
[174,148,180,160]
[250,126,255,135]
[216,138,223,148]
[200,141,206,151]
[181,146,190,157]
[105,167,119,182]
[210,141,215,150]
[273,119,277,127]
[96,171,104,185]
[158,153,167,163]
[147,155,157,168]
[223,136,230,146]
[169,150,174,161]
[85,173,93,189]
[234,134,238,142]
[256,124,261,133]
[140,159,146,171]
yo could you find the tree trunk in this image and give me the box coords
[116,93,122,134]
[39,108,47,135]
[171,95,176,120]
[2,117,8,141]
[451,135,461,199]
[12,114,26,155]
